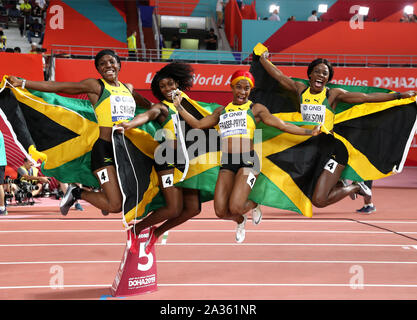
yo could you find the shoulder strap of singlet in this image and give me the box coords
[97,79,105,100]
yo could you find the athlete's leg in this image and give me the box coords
[153,188,200,239]
[213,169,244,224]
[228,167,258,215]
[312,163,359,208]
[80,165,123,212]
[133,168,184,235]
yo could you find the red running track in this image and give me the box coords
[0,183,417,300]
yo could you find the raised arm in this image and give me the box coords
[253,103,320,136]
[259,52,306,94]
[7,76,100,96]
[331,88,417,106]
[173,93,223,129]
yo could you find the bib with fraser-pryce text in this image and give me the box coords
[218,110,248,138]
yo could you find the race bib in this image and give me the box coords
[111,95,136,122]
[301,104,326,124]
[218,110,247,138]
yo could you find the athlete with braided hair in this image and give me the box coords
[8,49,152,216]
[259,51,417,208]
[173,70,320,243]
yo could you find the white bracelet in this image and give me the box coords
[21,79,26,89]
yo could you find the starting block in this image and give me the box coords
[110,227,157,297]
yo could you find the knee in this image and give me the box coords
[188,206,201,218]
[228,201,245,216]
[214,205,228,219]
[108,200,122,213]
[166,203,183,218]
[312,195,327,208]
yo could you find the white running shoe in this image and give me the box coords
[59,184,77,216]
[235,214,247,243]
[252,204,262,225]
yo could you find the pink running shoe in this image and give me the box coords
[129,229,139,254]
[145,226,158,255]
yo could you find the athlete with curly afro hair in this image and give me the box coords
[118,62,201,254]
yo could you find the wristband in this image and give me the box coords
[21,79,26,89]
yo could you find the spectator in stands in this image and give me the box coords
[27,18,43,44]
[171,34,180,49]
[14,46,21,53]
[268,9,280,21]
[0,30,6,50]
[410,14,417,23]
[237,0,242,10]
[216,0,225,28]
[34,0,47,19]
[0,131,7,215]
[287,16,296,21]
[17,158,49,197]
[19,0,31,16]
[204,28,218,50]
[29,42,37,53]
[127,30,137,61]
[308,10,319,21]
[356,181,376,214]
[400,13,410,22]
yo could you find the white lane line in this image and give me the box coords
[1,259,417,265]
[161,231,169,245]
[0,230,124,233]
[0,219,122,222]
[0,242,415,248]
[1,218,417,224]
[1,229,417,234]
[2,283,417,290]
[0,243,126,247]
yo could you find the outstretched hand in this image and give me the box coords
[260,51,269,60]
[7,76,23,87]
[401,91,417,99]
[172,89,183,109]
[312,125,321,136]
[115,121,132,131]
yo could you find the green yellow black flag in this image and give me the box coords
[249,43,417,216]
[0,76,161,224]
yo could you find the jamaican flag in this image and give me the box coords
[172,93,321,217]
[248,43,417,216]
[0,76,163,224]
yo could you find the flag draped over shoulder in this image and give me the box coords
[172,93,321,217]
[0,75,100,187]
[248,43,417,217]
[0,75,162,224]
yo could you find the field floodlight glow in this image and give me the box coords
[318,4,328,13]
[269,4,280,13]
[404,5,414,15]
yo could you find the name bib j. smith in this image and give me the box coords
[218,110,247,138]
[301,104,326,124]
[111,95,136,122]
